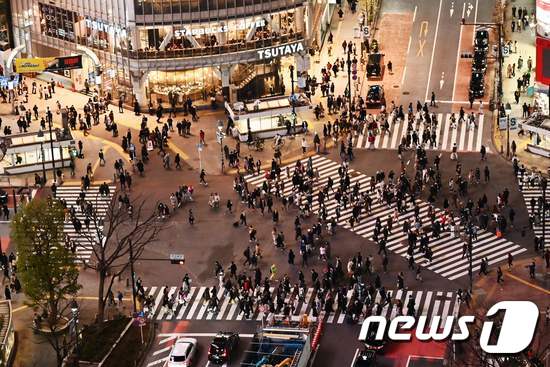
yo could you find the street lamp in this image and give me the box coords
[70,300,80,356]
[467,221,474,293]
[346,48,352,124]
[37,130,47,185]
[289,65,296,134]
[541,177,547,251]
[47,119,56,182]
[505,103,512,158]
[217,120,225,174]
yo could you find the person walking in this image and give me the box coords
[496,266,504,285]
[199,169,208,186]
[188,209,195,225]
[430,91,436,106]
[98,149,106,166]
[387,61,393,74]
[527,259,536,279]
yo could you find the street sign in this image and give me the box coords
[170,253,185,264]
[510,117,517,130]
[502,45,510,57]
[363,26,370,37]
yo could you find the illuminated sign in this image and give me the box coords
[175,19,266,37]
[257,41,305,60]
[15,55,83,73]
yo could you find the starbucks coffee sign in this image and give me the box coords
[257,41,305,60]
[175,19,266,37]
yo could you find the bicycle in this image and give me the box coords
[247,137,265,152]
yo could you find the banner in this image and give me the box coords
[14,55,83,73]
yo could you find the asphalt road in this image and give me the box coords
[396,0,495,105]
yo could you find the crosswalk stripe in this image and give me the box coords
[458,122,467,150]
[516,173,550,249]
[176,287,196,319]
[441,115,451,151]
[354,113,485,151]
[476,115,484,151]
[185,287,204,320]
[56,185,115,263]
[244,156,527,281]
[156,287,177,320]
[467,125,475,151]
[143,286,457,326]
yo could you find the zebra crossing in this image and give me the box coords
[142,285,459,326]
[244,155,527,280]
[355,113,485,152]
[55,185,115,263]
[517,175,550,249]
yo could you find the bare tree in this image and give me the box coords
[69,189,162,322]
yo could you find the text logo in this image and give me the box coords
[358,301,539,354]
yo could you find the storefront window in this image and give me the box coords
[74,17,127,52]
[148,68,221,102]
[38,3,76,42]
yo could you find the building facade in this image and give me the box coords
[9,0,335,106]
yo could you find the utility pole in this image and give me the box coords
[468,223,473,293]
[347,48,352,124]
[129,240,137,313]
[48,120,56,181]
[542,178,547,251]
[289,65,296,134]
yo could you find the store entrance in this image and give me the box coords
[234,59,283,102]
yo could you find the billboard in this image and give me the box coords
[14,55,82,73]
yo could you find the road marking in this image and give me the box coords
[407,35,412,55]
[452,2,467,102]
[458,121,467,150]
[441,115,451,150]
[13,305,28,313]
[476,114,484,151]
[159,335,179,345]
[186,287,205,320]
[158,333,255,338]
[153,346,172,356]
[420,21,429,37]
[506,273,550,295]
[350,348,360,367]
[401,66,407,86]
[147,358,168,367]
[424,0,443,102]
[473,0,479,40]
[439,72,445,90]
[413,5,418,22]
[417,39,426,57]
[450,1,454,17]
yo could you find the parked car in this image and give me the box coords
[166,337,197,367]
[474,29,489,53]
[353,348,377,367]
[208,332,240,364]
[366,53,382,78]
[361,325,387,353]
[470,72,485,98]
[471,50,487,73]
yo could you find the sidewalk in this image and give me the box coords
[498,0,543,171]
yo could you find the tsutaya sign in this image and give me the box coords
[257,41,305,60]
[175,19,266,37]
